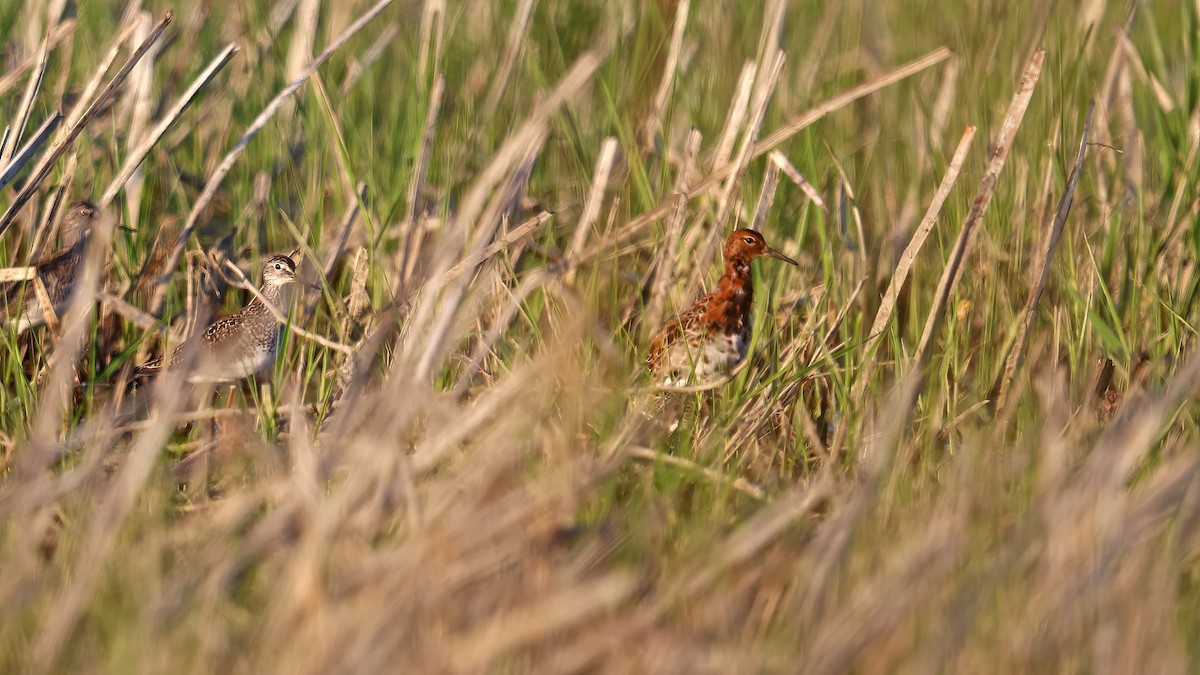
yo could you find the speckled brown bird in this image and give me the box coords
[648,228,797,386]
[0,200,100,333]
[136,254,301,384]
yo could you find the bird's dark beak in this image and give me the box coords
[302,280,322,291]
[116,224,136,233]
[765,247,799,266]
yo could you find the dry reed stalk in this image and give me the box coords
[269,0,302,33]
[0,12,173,236]
[181,248,201,339]
[911,49,1045,380]
[0,266,37,282]
[1118,32,1175,112]
[754,47,952,156]
[30,353,194,670]
[685,51,785,296]
[0,111,61,191]
[564,137,619,277]
[852,126,976,401]
[101,43,238,206]
[30,275,60,339]
[30,149,79,262]
[638,0,690,152]
[769,149,825,209]
[400,52,599,380]
[115,12,155,229]
[401,73,445,286]
[21,208,123,480]
[450,573,638,671]
[993,102,1095,415]
[343,246,370,324]
[98,290,182,342]
[439,210,553,286]
[577,46,952,266]
[628,445,765,499]
[285,0,321,82]
[1,30,49,170]
[416,0,445,87]
[749,159,781,234]
[644,129,702,340]
[752,0,789,62]
[341,22,400,92]
[149,0,395,315]
[713,51,785,229]
[712,62,758,171]
[672,478,833,607]
[323,182,367,279]
[450,269,553,395]
[930,57,960,147]
[0,20,74,97]
[1115,54,1142,194]
[483,0,538,118]
[61,19,137,131]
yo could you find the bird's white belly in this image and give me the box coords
[12,304,50,334]
[13,315,37,334]
[188,343,276,384]
[659,330,748,386]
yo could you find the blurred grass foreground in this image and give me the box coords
[2,0,1200,672]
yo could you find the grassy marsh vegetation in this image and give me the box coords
[1,0,1199,672]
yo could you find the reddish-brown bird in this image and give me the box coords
[648,228,797,386]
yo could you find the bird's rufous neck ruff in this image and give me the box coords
[702,258,754,328]
[720,257,754,297]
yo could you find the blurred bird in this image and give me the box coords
[648,228,797,386]
[0,200,100,333]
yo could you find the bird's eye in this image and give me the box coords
[743,237,755,244]
[274,263,282,270]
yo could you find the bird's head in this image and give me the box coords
[723,228,798,266]
[261,254,298,287]
[61,200,100,247]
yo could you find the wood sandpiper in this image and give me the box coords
[136,253,305,384]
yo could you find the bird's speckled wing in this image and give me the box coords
[0,277,30,324]
[0,249,83,326]
[135,314,234,374]
[647,291,715,372]
[36,250,81,307]
[202,312,247,344]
